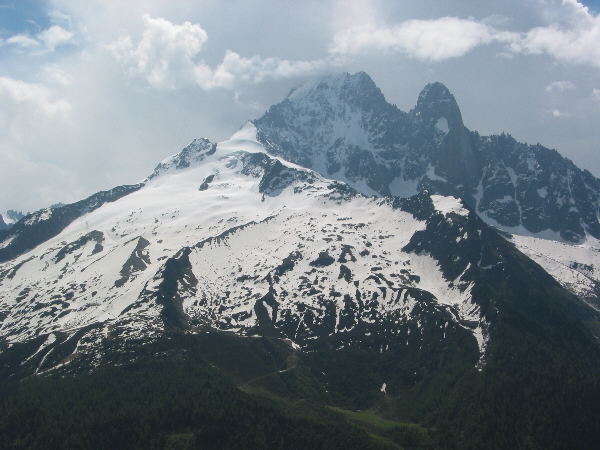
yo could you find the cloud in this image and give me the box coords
[5,34,40,48]
[2,25,74,52]
[41,64,74,86]
[507,1,600,67]
[205,50,327,89]
[550,108,569,117]
[329,17,513,61]
[545,80,576,92]
[0,76,75,211]
[38,25,74,51]
[108,14,208,89]
[109,14,325,90]
[329,1,600,67]
[0,77,71,116]
[593,88,600,101]
[510,25,600,68]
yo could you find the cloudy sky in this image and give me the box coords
[1,0,600,213]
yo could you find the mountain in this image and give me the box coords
[0,73,599,449]
[0,127,492,360]
[4,209,25,224]
[255,72,600,243]
[0,210,26,231]
[254,72,600,311]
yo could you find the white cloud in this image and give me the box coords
[509,1,600,67]
[38,25,74,51]
[329,17,512,61]
[0,76,75,211]
[48,10,74,29]
[2,25,73,52]
[6,34,40,48]
[550,108,569,117]
[545,80,576,92]
[206,50,327,89]
[593,88,600,101]
[0,77,71,116]
[329,1,600,68]
[109,14,324,90]
[109,14,208,89]
[41,64,73,86]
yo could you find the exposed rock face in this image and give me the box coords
[254,72,600,244]
[412,81,479,187]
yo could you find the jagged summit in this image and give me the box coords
[419,81,452,98]
[148,138,216,179]
[253,71,479,197]
[416,82,456,109]
[253,71,600,244]
[282,73,462,128]
[412,81,476,185]
[413,81,464,131]
[286,71,387,111]
[255,72,394,151]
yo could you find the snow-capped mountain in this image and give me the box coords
[255,72,600,243]
[1,72,600,449]
[0,123,500,372]
[0,71,599,372]
[0,116,596,378]
[254,72,600,310]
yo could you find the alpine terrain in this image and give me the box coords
[0,72,599,449]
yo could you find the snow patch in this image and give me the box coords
[435,117,449,134]
[431,195,469,217]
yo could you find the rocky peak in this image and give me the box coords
[252,72,600,243]
[413,82,464,132]
[252,72,402,180]
[410,82,478,186]
[285,71,389,113]
[149,138,217,179]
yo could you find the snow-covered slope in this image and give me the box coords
[510,233,600,310]
[0,123,495,373]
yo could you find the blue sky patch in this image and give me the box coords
[0,0,49,36]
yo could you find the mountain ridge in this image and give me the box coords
[254,71,600,243]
